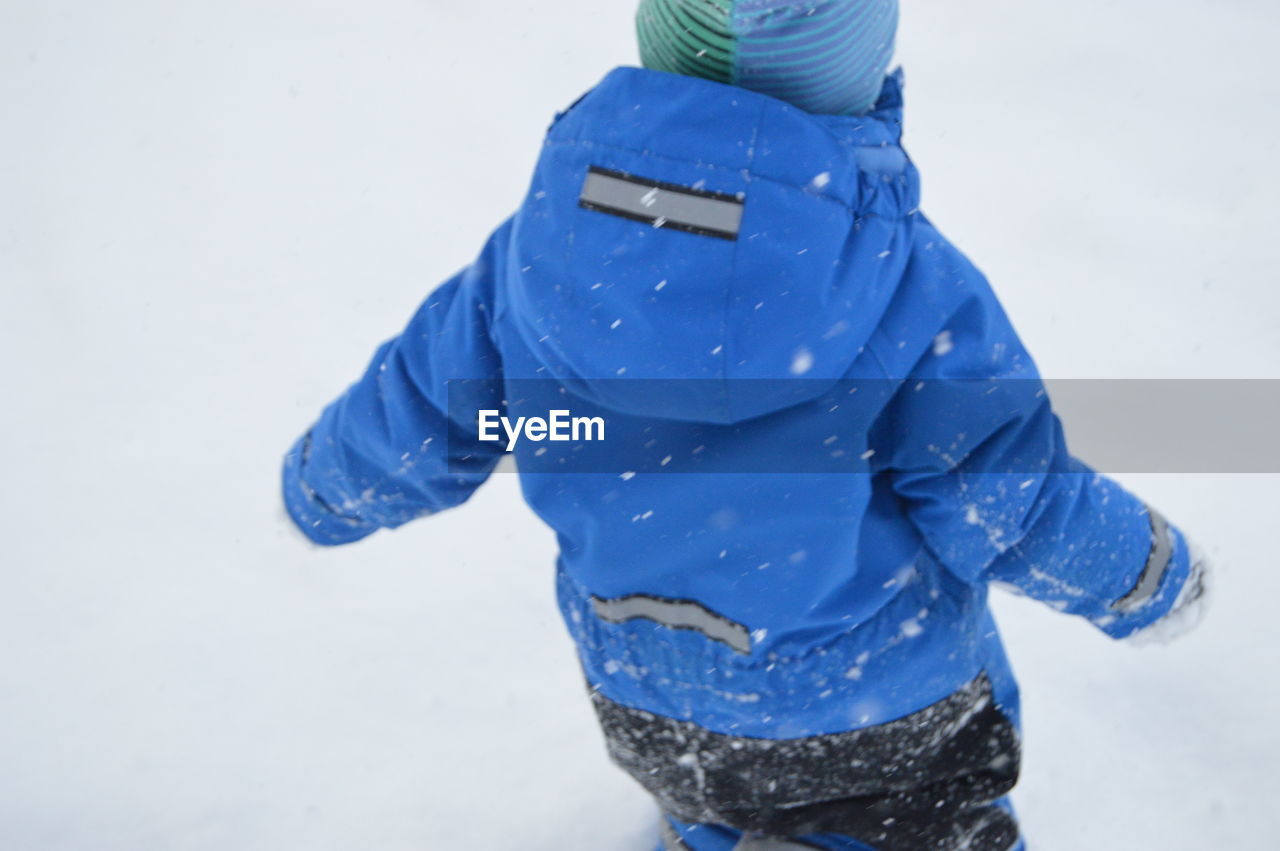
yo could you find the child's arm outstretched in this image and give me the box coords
[872,270,1209,643]
[281,220,512,546]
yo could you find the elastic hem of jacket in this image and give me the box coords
[281,435,377,547]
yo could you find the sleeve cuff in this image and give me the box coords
[1123,541,1211,646]
[1091,519,1199,640]
[281,435,377,547]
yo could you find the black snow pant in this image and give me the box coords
[589,673,1023,851]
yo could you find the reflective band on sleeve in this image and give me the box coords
[579,166,744,241]
[590,593,752,654]
[1111,506,1174,612]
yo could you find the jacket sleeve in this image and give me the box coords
[281,220,511,546]
[873,287,1203,641]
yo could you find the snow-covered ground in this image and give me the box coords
[2,1,1278,848]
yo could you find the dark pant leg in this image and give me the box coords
[597,674,1022,851]
[660,807,1022,851]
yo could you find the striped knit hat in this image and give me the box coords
[636,0,898,116]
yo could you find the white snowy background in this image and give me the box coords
[2,1,1278,848]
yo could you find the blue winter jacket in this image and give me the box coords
[282,68,1194,745]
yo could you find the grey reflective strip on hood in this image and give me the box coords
[1112,506,1174,612]
[579,167,744,241]
[590,594,752,654]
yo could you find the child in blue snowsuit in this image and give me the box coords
[282,2,1208,848]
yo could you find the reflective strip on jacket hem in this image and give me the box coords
[590,593,753,654]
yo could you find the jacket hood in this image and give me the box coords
[503,66,920,424]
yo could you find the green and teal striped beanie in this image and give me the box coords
[636,0,898,116]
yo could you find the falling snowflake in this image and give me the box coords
[790,347,814,375]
